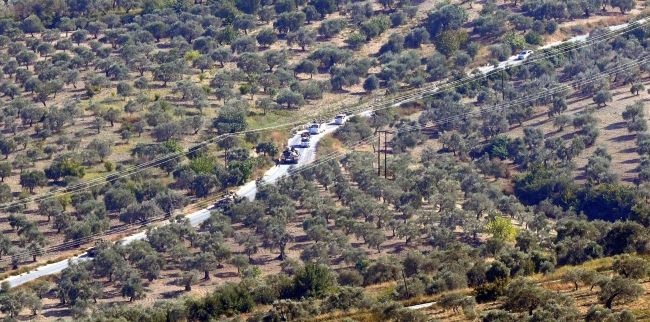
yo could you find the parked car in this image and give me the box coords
[517,50,533,60]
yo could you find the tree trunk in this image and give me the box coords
[204,270,210,280]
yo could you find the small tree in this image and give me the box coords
[611,0,635,13]
[120,271,145,302]
[363,75,380,93]
[20,170,46,193]
[612,255,649,279]
[275,89,304,109]
[180,270,200,291]
[21,15,44,36]
[256,28,278,48]
[598,276,643,309]
[153,62,183,87]
[486,216,517,241]
[292,263,337,298]
[630,83,645,96]
[287,27,316,51]
[622,101,644,122]
[230,255,250,275]
[593,90,612,107]
[193,252,217,280]
[256,142,279,157]
[562,268,585,291]
[0,162,12,181]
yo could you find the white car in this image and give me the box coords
[300,137,310,148]
[517,50,533,60]
[334,114,346,125]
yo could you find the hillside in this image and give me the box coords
[309,256,650,321]
[0,0,649,320]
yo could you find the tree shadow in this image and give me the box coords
[621,157,640,164]
[605,121,627,130]
[617,94,642,101]
[41,306,72,319]
[559,131,578,141]
[215,271,238,279]
[255,254,280,265]
[530,117,553,129]
[621,177,637,184]
[608,134,636,142]
[161,290,185,299]
[288,241,310,251]
[618,147,638,154]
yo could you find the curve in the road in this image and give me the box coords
[3,16,645,288]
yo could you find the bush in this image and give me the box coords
[188,283,254,320]
[524,31,543,45]
[513,165,576,205]
[577,184,637,222]
[338,269,364,286]
[474,279,508,303]
[333,116,373,144]
[292,263,337,298]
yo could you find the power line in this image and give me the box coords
[2,16,645,211]
[6,42,648,261]
[3,19,648,261]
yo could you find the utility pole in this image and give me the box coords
[384,131,388,178]
[377,130,393,178]
[377,134,381,176]
[401,269,409,295]
[501,70,506,101]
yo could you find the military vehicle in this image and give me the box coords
[278,147,300,164]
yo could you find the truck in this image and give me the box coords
[278,147,300,164]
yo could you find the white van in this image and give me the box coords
[308,122,321,135]
[334,114,346,125]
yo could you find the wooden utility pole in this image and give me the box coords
[501,70,506,101]
[377,130,392,178]
[384,131,388,178]
[377,134,381,176]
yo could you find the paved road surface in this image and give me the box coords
[237,119,345,200]
[3,17,644,288]
[1,118,345,288]
[477,17,648,75]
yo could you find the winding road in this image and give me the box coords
[2,16,644,289]
[1,117,347,288]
